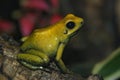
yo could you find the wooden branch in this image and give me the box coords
[0,34,103,80]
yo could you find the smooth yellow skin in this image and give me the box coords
[17,14,84,73]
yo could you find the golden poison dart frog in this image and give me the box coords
[17,14,84,73]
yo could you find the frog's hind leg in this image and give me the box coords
[17,54,44,69]
[17,50,50,70]
[26,49,50,64]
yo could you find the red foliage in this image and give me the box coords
[0,20,14,33]
[21,0,49,11]
[19,13,38,36]
[50,14,62,24]
[0,0,62,36]
[51,0,59,8]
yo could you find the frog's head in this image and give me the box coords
[62,14,84,37]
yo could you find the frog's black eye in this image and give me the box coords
[66,21,75,29]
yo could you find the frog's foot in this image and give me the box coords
[19,61,44,70]
[19,61,53,73]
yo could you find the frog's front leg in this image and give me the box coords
[55,43,70,73]
[17,49,50,70]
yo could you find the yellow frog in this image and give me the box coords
[17,14,84,73]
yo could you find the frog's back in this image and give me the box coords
[21,25,53,42]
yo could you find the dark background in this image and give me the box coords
[0,0,120,76]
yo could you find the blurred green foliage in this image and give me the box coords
[92,48,120,80]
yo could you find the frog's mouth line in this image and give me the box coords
[71,27,81,37]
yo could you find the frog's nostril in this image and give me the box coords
[80,21,84,25]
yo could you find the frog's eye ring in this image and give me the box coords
[66,21,75,29]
